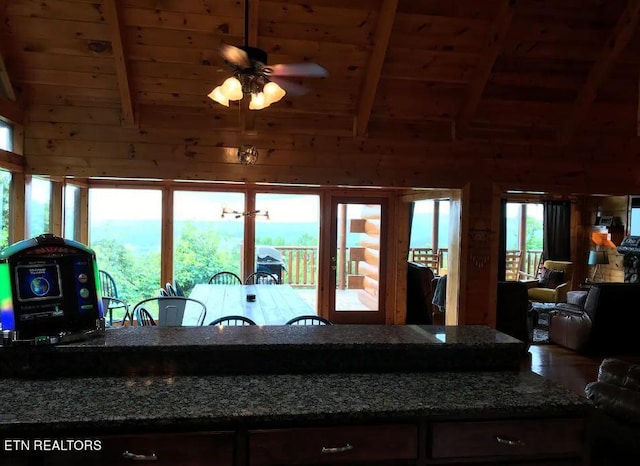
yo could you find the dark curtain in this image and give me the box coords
[498,199,507,281]
[543,200,571,261]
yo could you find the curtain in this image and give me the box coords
[543,200,571,261]
[498,199,507,281]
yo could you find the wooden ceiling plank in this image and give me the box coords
[103,0,136,127]
[0,43,16,101]
[355,0,398,137]
[454,0,516,140]
[242,0,259,134]
[560,0,640,144]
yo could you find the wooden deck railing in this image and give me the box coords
[273,246,544,287]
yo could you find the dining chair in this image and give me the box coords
[244,271,279,285]
[136,307,156,326]
[132,297,207,327]
[208,271,242,285]
[99,270,130,326]
[209,315,257,326]
[165,282,178,296]
[285,315,332,326]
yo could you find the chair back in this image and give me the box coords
[99,270,118,298]
[209,271,242,285]
[136,307,156,326]
[245,271,279,285]
[505,250,522,281]
[543,260,574,288]
[133,297,207,327]
[285,315,332,325]
[209,315,257,326]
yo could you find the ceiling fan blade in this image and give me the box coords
[268,63,328,78]
[220,44,251,68]
[270,77,309,96]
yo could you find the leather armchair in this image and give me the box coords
[585,358,640,465]
[549,283,640,355]
[523,260,573,303]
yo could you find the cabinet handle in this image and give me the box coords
[495,435,525,447]
[122,451,158,461]
[321,443,353,454]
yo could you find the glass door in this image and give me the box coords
[328,197,386,324]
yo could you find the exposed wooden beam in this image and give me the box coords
[455,0,516,140]
[0,97,24,125]
[561,0,640,144]
[103,0,135,127]
[355,0,398,137]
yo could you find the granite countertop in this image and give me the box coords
[0,369,590,435]
[0,325,526,377]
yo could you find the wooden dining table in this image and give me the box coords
[188,284,315,325]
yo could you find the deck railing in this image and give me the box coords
[273,246,544,287]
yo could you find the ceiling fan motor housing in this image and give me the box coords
[239,46,268,66]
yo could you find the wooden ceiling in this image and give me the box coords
[1,0,640,188]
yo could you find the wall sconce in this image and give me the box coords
[238,144,258,165]
[221,207,269,220]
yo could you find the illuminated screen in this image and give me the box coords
[15,262,63,302]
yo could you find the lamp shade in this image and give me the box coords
[588,250,609,265]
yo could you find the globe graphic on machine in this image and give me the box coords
[30,277,51,297]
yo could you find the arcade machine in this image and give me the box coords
[0,233,104,345]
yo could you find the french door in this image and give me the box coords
[328,197,387,324]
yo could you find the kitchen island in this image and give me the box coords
[0,325,591,465]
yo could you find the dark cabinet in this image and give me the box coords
[40,432,234,466]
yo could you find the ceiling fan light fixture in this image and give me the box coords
[238,144,259,165]
[263,81,286,104]
[208,86,229,107]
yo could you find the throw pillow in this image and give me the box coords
[538,267,565,289]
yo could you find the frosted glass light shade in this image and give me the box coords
[249,92,268,110]
[207,86,229,107]
[263,81,286,104]
[220,76,243,101]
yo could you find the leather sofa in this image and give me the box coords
[585,358,640,465]
[549,283,640,355]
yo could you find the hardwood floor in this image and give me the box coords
[525,343,602,397]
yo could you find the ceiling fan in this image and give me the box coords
[207,0,328,110]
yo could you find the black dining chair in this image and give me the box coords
[136,307,156,326]
[209,315,257,326]
[285,315,332,326]
[244,271,279,285]
[99,270,132,326]
[208,271,242,285]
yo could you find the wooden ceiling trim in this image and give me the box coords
[455,0,516,140]
[0,97,24,125]
[355,0,398,137]
[104,0,136,127]
[558,0,640,144]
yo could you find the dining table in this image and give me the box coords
[188,284,316,325]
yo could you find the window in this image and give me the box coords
[27,177,51,237]
[64,184,81,241]
[89,188,162,303]
[0,169,10,249]
[173,190,245,295]
[0,121,13,152]
[409,199,450,274]
[505,202,543,276]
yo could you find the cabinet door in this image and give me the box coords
[41,431,234,466]
[249,423,418,465]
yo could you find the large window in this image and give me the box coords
[173,190,245,295]
[0,121,12,152]
[27,177,51,237]
[64,184,81,241]
[89,188,162,303]
[0,169,10,249]
[505,202,544,276]
[409,199,450,275]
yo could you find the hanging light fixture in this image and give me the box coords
[237,144,258,165]
[208,73,285,109]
